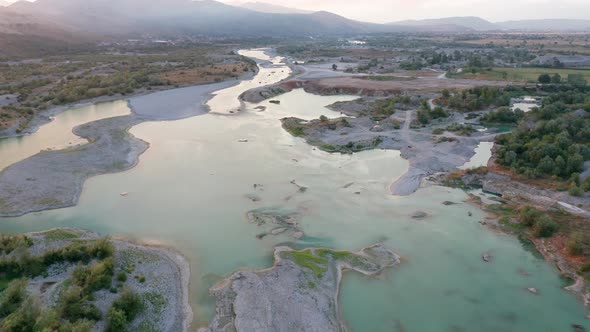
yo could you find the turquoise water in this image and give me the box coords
[0,50,588,331]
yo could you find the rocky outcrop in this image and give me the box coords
[203,244,400,332]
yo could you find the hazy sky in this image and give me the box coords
[226,0,590,23]
[3,0,590,23]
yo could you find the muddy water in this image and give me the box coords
[0,50,588,331]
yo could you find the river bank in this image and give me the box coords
[0,67,258,140]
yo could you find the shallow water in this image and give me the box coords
[207,49,291,115]
[459,142,494,170]
[512,103,538,112]
[0,100,130,170]
[0,50,588,331]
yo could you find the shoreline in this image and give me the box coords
[0,70,258,141]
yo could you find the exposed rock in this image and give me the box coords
[244,194,261,202]
[572,324,587,332]
[204,244,400,332]
[246,207,304,239]
[411,211,429,219]
[370,125,384,132]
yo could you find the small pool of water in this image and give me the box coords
[459,142,494,170]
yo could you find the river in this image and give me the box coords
[0,49,588,331]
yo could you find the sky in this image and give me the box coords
[2,0,590,23]
[225,0,590,23]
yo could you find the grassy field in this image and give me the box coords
[452,67,590,83]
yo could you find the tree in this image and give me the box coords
[551,73,562,84]
[538,73,551,84]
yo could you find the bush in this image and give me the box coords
[117,271,127,282]
[0,235,33,255]
[566,232,586,256]
[60,286,102,322]
[72,258,114,294]
[432,128,444,135]
[0,298,39,331]
[112,288,143,322]
[0,279,28,318]
[106,307,127,332]
[519,206,542,227]
[533,216,559,238]
[569,184,584,197]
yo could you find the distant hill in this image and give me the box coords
[6,0,398,36]
[392,16,499,31]
[0,6,95,58]
[238,1,312,14]
[497,19,590,31]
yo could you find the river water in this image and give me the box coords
[0,100,130,170]
[0,50,588,331]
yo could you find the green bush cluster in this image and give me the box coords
[0,235,33,255]
[481,107,525,124]
[519,206,558,238]
[0,238,114,278]
[106,288,143,332]
[445,123,476,136]
[496,89,590,180]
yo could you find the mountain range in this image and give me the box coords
[237,1,312,14]
[1,0,590,57]
[391,16,590,32]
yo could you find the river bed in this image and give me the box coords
[0,49,588,331]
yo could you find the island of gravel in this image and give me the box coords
[0,228,191,332]
[201,244,400,332]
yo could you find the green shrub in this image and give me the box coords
[106,307,127,332]
[569,184,584,197]
[0,298,39,331]
[0,278,28,318]
[72,258,114,294]
[59,286,102,322]
[117,272,127,282]
[567,232,586,256]
[533,216,559,238]
[112,288,143,322]
[0,235,33,255]
[519,206,542,227]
